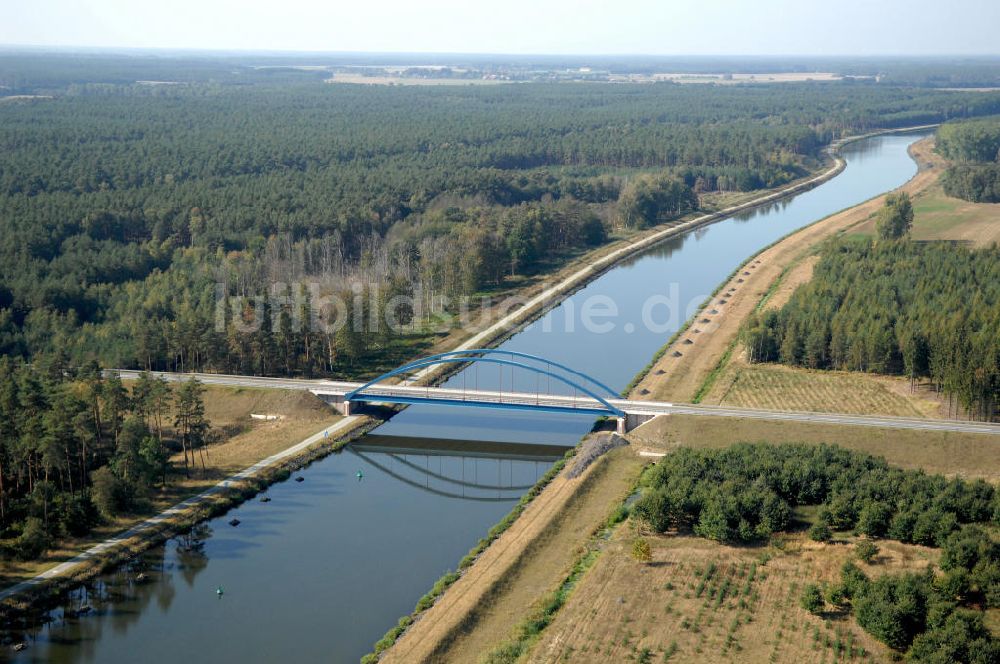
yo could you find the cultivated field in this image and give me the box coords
[327,73,508,86]
[706,362,941,418]
[612,72,848,85]
[528,527,935,664]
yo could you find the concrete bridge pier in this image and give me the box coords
[312,391,353,417]
[617,412,657,434]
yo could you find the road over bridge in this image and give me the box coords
[113,365,1000,437]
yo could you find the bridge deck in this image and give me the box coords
[113,371,1000,436]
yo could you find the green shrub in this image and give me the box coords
[13,517,51,561]
[631,538,652,563]
[801,583,825,615]
[855,540,879,564]
[809,522,831,542]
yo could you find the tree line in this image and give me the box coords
[633,443,997,547]
[742,240,1000,421]
[0,357,210,561]
[937,117,1000,202]
[3,78,1000,378]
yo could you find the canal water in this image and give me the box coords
[6,131,928,663]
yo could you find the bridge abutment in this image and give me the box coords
[312,391,353,417]
[617,413,656,434]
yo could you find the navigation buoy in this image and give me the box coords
[216,586,224,597]
[356,470,364,481]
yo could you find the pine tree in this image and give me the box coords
[173,378,209,477]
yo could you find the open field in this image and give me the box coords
[381,446,645,663]
[851,176,1000,246]
[186,385,336,476]
[630,414,1000,482]
[707,362,943,419]
[528,527,935,664]
[612,72,848,84]
[327,73,509,85]
[0,385,338,587]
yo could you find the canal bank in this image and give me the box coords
[368,129,935,663]
[0,124,901,609]
[0,125,851,616]
[3,128,932,663]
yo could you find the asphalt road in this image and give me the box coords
[112,370,1000,436]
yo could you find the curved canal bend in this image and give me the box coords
[7,131,930,663]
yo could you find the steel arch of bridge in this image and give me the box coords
[344,350,625,418]
[418,349,619,397]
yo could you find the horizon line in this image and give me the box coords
[2,44,1000,60]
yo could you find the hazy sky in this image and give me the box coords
[2,0,998,55]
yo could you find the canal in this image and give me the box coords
[6,131,929,663]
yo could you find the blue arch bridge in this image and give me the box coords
[315,349,661,434]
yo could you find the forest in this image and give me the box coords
[0,357,209,561]
[938,116,1000,202]
[4,76,1000,378]
[632,443,999,661]
[742,240,1000,420]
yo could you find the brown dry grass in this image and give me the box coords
[763,254,818,311]
[0,385,337,586]
[707,362,943,419]
[633,137,940,405]
[528,527,935,664]
[381,447,645,664]
[630,414,1000,482]
[185,385,336,475]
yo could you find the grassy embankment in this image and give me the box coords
[379,447,645,664]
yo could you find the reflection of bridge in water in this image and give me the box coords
[349,435,570,502]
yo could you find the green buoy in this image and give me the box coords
[356,470,364,481]
[216,586,224,597]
